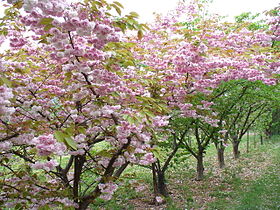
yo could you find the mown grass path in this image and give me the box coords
[202,141,280,210]
[231,143,280,210]
[91,139,280,210]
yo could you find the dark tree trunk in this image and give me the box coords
[253,132,257,148]
[77,190,101,210]
[217,147,225,168]
[157,171,168,197]
[265,127,271,137]
[246,131,250,153]
[270,108,280,136]
[152,163,158,195]
[233,140,240,159]
[77,200,91,210]
[151,164,168,205]
[73,155,86,205]
[196,153,204,181]
[260,135,263,145]
[152,164,168,197]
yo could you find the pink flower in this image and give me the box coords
[32,160,58,171]
[0,141,12,151]
[152,116,169,127]
[98,182,118,200]
[155,196,164,203]
[140,153,156,165]
[31,134,66,156]
[0,85,14,116]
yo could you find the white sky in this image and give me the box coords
[0,0,278,51]
[108,0,279,23]
[0,0,279,22]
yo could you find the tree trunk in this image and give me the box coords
[196,154,204,181]
[152,164,168,197]
[217,147,225,168]
[152,163,158,195]
[260,135,263,145]
[74,182,99,209]
[78,200,91,210]
[246,131,250,153]
[77,191,101,210]
[233,140,240,159]
[253,132,256,148]
[270,108,280,136]
[157,171,168,197]
[73,155,86,204]
[151,164,168,205]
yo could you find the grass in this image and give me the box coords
[2,134,278,209]
[90,134,280,210]
[206,137,280,210]
[232,143,280,210]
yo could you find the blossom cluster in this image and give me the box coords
[31,134,66,156]
[0,85,14,116]
[0,0,279,209]
[98,182,118,200]
[32,159,59,171]
[69,134,88,156]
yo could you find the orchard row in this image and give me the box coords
[0,0,279,209]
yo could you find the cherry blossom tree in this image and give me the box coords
[0,0,166,209]
[0,0,279,208]
[131,0,278,183]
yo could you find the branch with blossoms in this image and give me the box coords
[0,0,163,209]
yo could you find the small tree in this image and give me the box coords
[0,1,165,209]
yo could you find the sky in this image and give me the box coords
[107,0,279,23]
[0,0,279,21]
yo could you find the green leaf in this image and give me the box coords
[141,109,155,118]
[13,1,24,9]
[15,203,23,210]
[137,30,143,40]
[111,4,122,16]
[54,131,65,143]
[127,116,135,124]
[77,126,86,134]
[129,12,139,18]
[113,1,124,8]
[151,147,164,161]
[39,18,54,25]
[44,24,54,31]
[95,149,112,157]
[65,71,73,81]
[64,126,74,135]
[114,21,126,32]
[124,60,134,66]
[64,135,77,150]
[54,130,77,150]
[0,76,12,87]
[38,205,51,210]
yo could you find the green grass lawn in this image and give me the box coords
[90,135,280,210]
[232,143,280,210]
[206,138,280,210]
[3,134,278,210]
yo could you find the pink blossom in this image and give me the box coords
[113,156,125,167]
[69,149,85,156]
[135,185,146,192]
[32,160,58,171]
[152,116,169,127]
[0,85,14,116]
[218,130,228,135]
[155,196,164,203]
[98,182,118,200]
[31,134,66,156]
[0,141,12,151]
[139,153,156,165]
